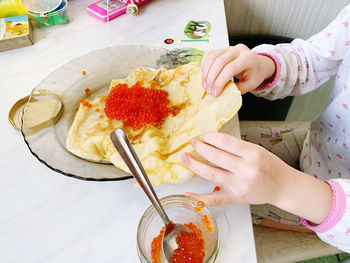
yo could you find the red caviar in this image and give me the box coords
[95,108,101,112]
[170,222,205,263]
[85,88,91,96]
[194,201,205,213]
[151,227,165,263]
[104,82,171,130]
[151,222,205,263]
[82,70,87,75]
[79,98,92,108]
[170,107,181,116]
[201,215,213,233]
[197,201,205,208]
[213,186,221,192]
[99,114,105,119]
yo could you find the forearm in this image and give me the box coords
[274,166,333,225]
[252,40,341,100]
[257,55,276,83]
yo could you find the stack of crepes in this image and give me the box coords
[66,62,242,185]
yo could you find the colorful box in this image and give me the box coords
[0,14,33,52]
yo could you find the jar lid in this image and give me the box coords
[22,0,62,13]
[8,95,30,130]
[8,91,63,135]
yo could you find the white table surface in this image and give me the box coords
[0,0,257,262]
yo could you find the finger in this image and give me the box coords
[211,56,249,96]
[201,49,226,79]
[184,190,232,206]
[236,77,260,95]
[201,49,226,89]
[203,132,256,157]
[191,138,242,172]
[206,48,241,93]
[181,152,232,185]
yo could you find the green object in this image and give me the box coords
[32,12,68,27]
[29,0,68,28]
[339,253,350,262]
[180,38,209,42]
[184,20,211,39]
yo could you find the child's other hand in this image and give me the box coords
[181,132,292,207]
[201,44,275,96]
[181,132,333,225]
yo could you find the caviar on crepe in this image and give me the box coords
[104,81,179,130]
[79,98,92,108]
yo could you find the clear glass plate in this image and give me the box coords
[21,45,173,181]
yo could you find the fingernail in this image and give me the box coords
[203,81,207,89]
[181,153,188,162]
[213,89,218,96]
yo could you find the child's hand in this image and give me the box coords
[181,132,289,206]
[181,132,333,225]
[201,44,276,96]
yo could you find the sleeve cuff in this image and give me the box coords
[301,181,346,233]
[254,52,281,91]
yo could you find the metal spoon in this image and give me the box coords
[110,128,192,262]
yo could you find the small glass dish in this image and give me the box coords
[137,195,219,263]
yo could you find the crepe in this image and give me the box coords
[66,62,242,185]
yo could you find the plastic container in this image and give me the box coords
[27,0,69,28]
[22,0,62,13]
[0,0,28,18]
[137,195,219,263]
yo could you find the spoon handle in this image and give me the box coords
[110,128,171,225]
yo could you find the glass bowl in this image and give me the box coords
[137,195,219,263]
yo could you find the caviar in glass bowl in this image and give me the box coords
[137,195,219,263]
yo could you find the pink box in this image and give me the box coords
[86,0,128,22]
